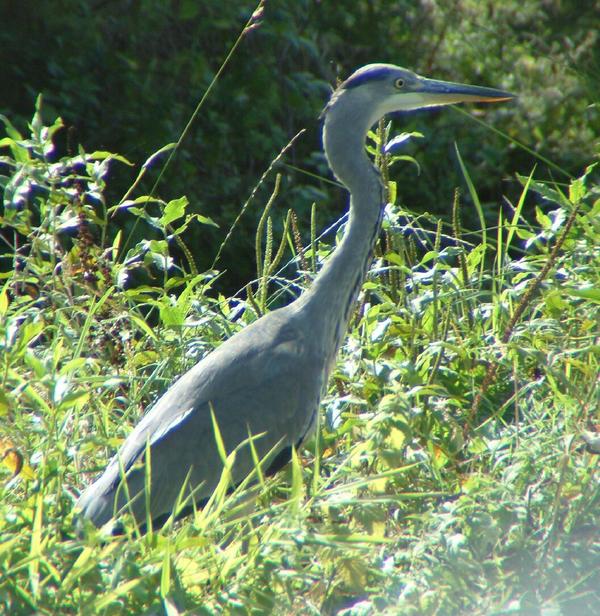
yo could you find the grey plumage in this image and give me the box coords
[76,64,513,530]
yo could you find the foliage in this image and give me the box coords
[1,85,598,615]
[1,0,599,292]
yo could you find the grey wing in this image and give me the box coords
[76,309,325,527]
[134,352,323,524]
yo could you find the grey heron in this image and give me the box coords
[76,64,513,532]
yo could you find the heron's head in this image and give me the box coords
[338,64,514,117]
[325,64,514,137]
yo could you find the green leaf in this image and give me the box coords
[160,196,188,226]
[141,142,177,170]
[196,214,219,228]
[535,206,551,228]
[517,174,567,206]
[160,303,186,327]
[0,289,8,315]
[564,288,600,303]
[0,391,10,416]
[0,114,24,140]
[88,150,133,165]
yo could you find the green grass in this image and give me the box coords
[1,93,599,615]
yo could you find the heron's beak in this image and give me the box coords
[420,77,515,105]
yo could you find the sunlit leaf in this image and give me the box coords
[0,439,23,478]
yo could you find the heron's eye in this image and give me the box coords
[394,78,405,89]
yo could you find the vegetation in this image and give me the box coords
[1,0,598,288]
[1,1,599,614]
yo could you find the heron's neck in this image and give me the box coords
[296,110,384,359]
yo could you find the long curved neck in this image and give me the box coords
[296,94,384,359]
